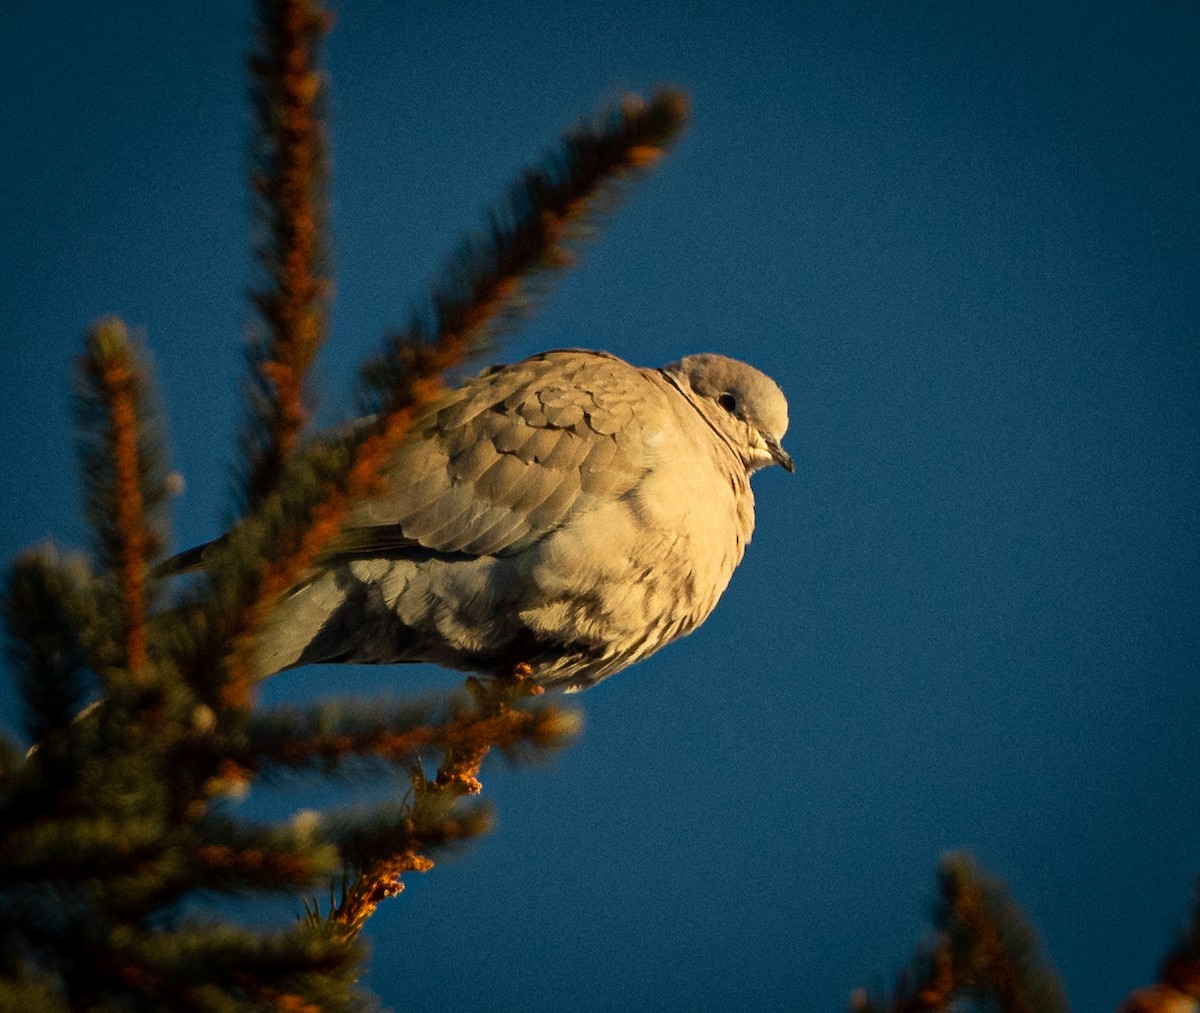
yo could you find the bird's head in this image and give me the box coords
[662,353,794,474]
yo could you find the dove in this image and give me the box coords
[242,348,792,690]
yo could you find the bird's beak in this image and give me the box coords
[766,435,794,473]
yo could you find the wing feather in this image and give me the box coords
[338,350,658,559]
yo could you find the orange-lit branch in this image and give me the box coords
[852,855,1066,1013]
[331,851,433,937]
[249,988,322,1013]
[322,675,570,935]
[936,856,1067,1013]
[248,704,574,772]
[192,843,323,885]
[222,398,440,707]
[363,89,689,407]
[1118,978,1200,1013]
[238,666,574,782]
[1118,917,1200,1012]
[943,881,1027,1010]
[910,944,955,1012]
[850,937,956,1013]
[86,323,152,674]
[245,0,333,502]
[327,791,487,936]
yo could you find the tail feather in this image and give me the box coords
[153,538,221,577]
[250,570,351,678]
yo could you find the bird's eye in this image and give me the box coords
[717,392,737,413]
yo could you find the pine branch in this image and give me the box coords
[1118,882,1200,1012]
[937,854,1068,1013]
[187,814,340,893]
[321,670,575,935]
[0,815,166,888]
[242,0,334,508]
[76,318,170,677]
[2,547,96,745]
[225,683,579,779]
[360,87,690,413]
[99,920,361,1011]
[233,697,450,774]
[0,880,367,1011]
[852,853,1068,1013]
[166,436,354,707]
[319,793,491,937]
[0,958,68,1013]
[849,940,955,1013]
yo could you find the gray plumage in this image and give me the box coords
[252,348,792,690]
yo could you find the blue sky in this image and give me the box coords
[3,2,1199,1009]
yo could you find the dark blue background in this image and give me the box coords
[3,2,1198,1009]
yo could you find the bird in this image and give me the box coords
[238,348,792,691]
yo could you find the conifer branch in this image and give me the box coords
[849,940,955,1013]
[2,548,96,745]
[316,673,579,935]
[77,318,169,677]
[360,88,690,413]
[187,816,340,893]
[242,0,333,507]
[326,850,435,938]
[1118,883,1200,1013]
[214,380,461,711]
[852,854,1068,1013]
[0,815,165,887]
[936,855,1068,1013]
[321,793,491,937]
[231,687,579,777]
[0,967,67,1013]
[100,921,359,1009]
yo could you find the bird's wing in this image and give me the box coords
[338,349,662,559]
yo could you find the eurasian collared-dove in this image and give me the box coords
[251,349,792,690]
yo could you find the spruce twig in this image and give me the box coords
[233,693,579,777]
[849,940,955,1013]
[361,88,690,412]
[314,671,580,935]
[937,854,1068,1013]
[2,548,96,746]
[77,319,169,677]
[851,853,1068,1013]
[242,0,334,508]
[1118,883,1200,1013]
